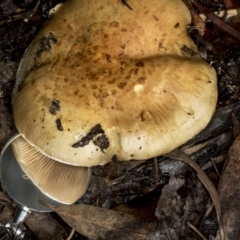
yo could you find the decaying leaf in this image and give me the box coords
[164,150,225,240]
[180,172,209,238]
[43,202,158,240]
[218,132,240,240]
[146,177,187,240]
[147,163,212,239]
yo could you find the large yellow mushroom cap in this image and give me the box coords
[12,0,217,166]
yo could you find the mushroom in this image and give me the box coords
[11,0,217,200]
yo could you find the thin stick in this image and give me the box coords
[66,228,75,240]
[210,158,220,177]
[187,222,207,240]
[199,9,238,21]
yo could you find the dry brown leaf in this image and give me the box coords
[164,150,225,240]
[218,133,240,240]
[42,202,158,240]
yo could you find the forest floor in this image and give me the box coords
[0,0,240,239]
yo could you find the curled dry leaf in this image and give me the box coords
[218,132,240,240]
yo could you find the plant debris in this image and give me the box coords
[217,127,240,239]
[42,201,157,240]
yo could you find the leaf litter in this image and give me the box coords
[1,0,240,239]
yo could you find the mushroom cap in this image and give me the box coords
[11,136,91,204]
[12,0,217,166]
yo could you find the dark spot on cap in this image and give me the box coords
[137,76,146,83]
[55,119,63,131]
[139,111,145,122]
[91,84,98,89]
[36,32,57,58]
[135,62,144,68]
[107,78,116,84]
[118,82,127,89]
[93,135,109,152]
[111,89,117,95]
[105,54,111,63]
[130,154,134,158]
[49,100,60,115]
[109,21,119,27]
[174,23,180,28]
[112,154,118,161]
[158,42,164,49]
[72,124,109,152]
[102,92,109,98]
[153,15,158,21]
[180,45,198,57]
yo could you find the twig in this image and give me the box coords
[0,12,26,26]
[199,9,238,21]
[187,222,207,240]
[66,228,75,240]
[202,202,215,220]
[210,158,220,177]
[202,155,226,171]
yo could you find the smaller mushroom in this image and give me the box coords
[11,135,91,204]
